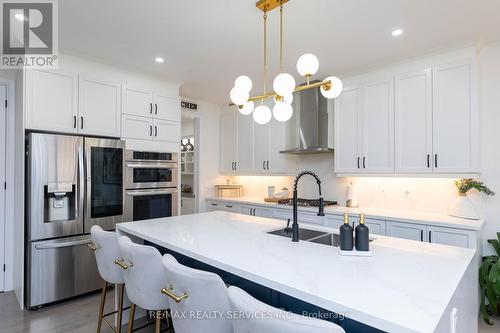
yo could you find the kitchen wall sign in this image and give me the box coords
[181,100,198,111]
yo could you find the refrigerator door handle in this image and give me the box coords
[35,239,93,250]
[77,142,85,221]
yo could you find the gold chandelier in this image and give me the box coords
[229,0,343,124]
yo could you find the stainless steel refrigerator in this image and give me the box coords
[25,132,125,309]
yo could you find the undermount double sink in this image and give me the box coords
[267,228,342,247]
[267,227,374,247]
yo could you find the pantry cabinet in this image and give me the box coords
[335,58,479,175]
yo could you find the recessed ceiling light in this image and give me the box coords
[154,57,164,63]
[392,29,404,37]
[14,13,26,21]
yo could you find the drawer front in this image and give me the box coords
[273,209,323,225]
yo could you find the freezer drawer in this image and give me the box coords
[28,235,103,308]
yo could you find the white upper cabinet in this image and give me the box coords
[236,112,254,172]
[78,77,121,137]
[121,114,153,141]
[335,56,479,175]
[395,69,433,173]
[253,118,270,172]
[221,111,237,173]
[362,77,394,172]
[25,69,78,133]
[334,84,362,173]
[432,61,479,173]
[154,93,180,122]
[153,119,179,142]
[268,119,289,172]
[122,86,153,118]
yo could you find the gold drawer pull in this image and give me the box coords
[87,243,99,251]
[114,259,133,270]
[161,286,188,303]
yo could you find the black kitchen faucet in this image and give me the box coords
[289,171,325,242]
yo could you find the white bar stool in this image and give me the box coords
[228,286,346,333]
[161,254,233,333]
[117,236,171,333]
[89,225,126,333]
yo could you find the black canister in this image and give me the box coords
[355,213,370,251]
[340,213,354,251]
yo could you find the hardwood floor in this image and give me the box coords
[0,290,155,333]
[0,290,498,332]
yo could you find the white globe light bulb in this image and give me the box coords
[230,86,249,105]
[253,105,272,125]
[239,101,254,115]
[296,53,319,77]
[284,93,293,104]
[273,73,296,97]
[320,76,343,99]
[272,102,293,122]
[234,76,253,92]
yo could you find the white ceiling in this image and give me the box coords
[60,0,500,105]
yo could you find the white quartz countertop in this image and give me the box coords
[207,197,484,230]
[117,211,476,333]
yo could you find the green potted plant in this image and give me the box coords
[480,232,500,325]
[448,179,495,220]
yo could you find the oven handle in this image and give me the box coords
[125,162,177,169]
[126,188,179,197]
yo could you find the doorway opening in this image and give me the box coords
[180,115,200,215]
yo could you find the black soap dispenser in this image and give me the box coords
[340,213,354,251]
[355,213,370,251]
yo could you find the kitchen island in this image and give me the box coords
[116,211,478,333]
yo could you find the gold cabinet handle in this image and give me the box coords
[161,285,188,303]
[114,259,133,270]
[87,243,99,251]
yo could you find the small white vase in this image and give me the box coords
[448,193,480,220]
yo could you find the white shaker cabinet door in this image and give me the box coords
[361,77,394,173]
[78,77,121,137]
[427,226,476,249]
[395,69,433,173]
[122,114,153,140]
[153,119,179,142]
[236,113,253,172]
[122,86,153,118]
[253,121,270,172]
[25,69,78,133]
[221,111,237,173]
[432,61,479,173]
[334,84,362,173]
[154,94,180,122]
[269,119,289,173]
[386,221,426,242]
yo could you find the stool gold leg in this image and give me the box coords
[126,303,136,333]
[116,284,125,333]
[155,313,161,333]
[97,281,108,333]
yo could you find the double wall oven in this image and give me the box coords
[124,151,179,222]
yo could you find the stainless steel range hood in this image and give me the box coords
[280,82,334,154]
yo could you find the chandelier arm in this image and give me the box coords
[229,80,332,106]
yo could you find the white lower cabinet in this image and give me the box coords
[326,215,386,235]
[206,201,240,213]
[273,209,323,226]
[239,205,273,218]
[386,221,427,242]
[427,226,476,249]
